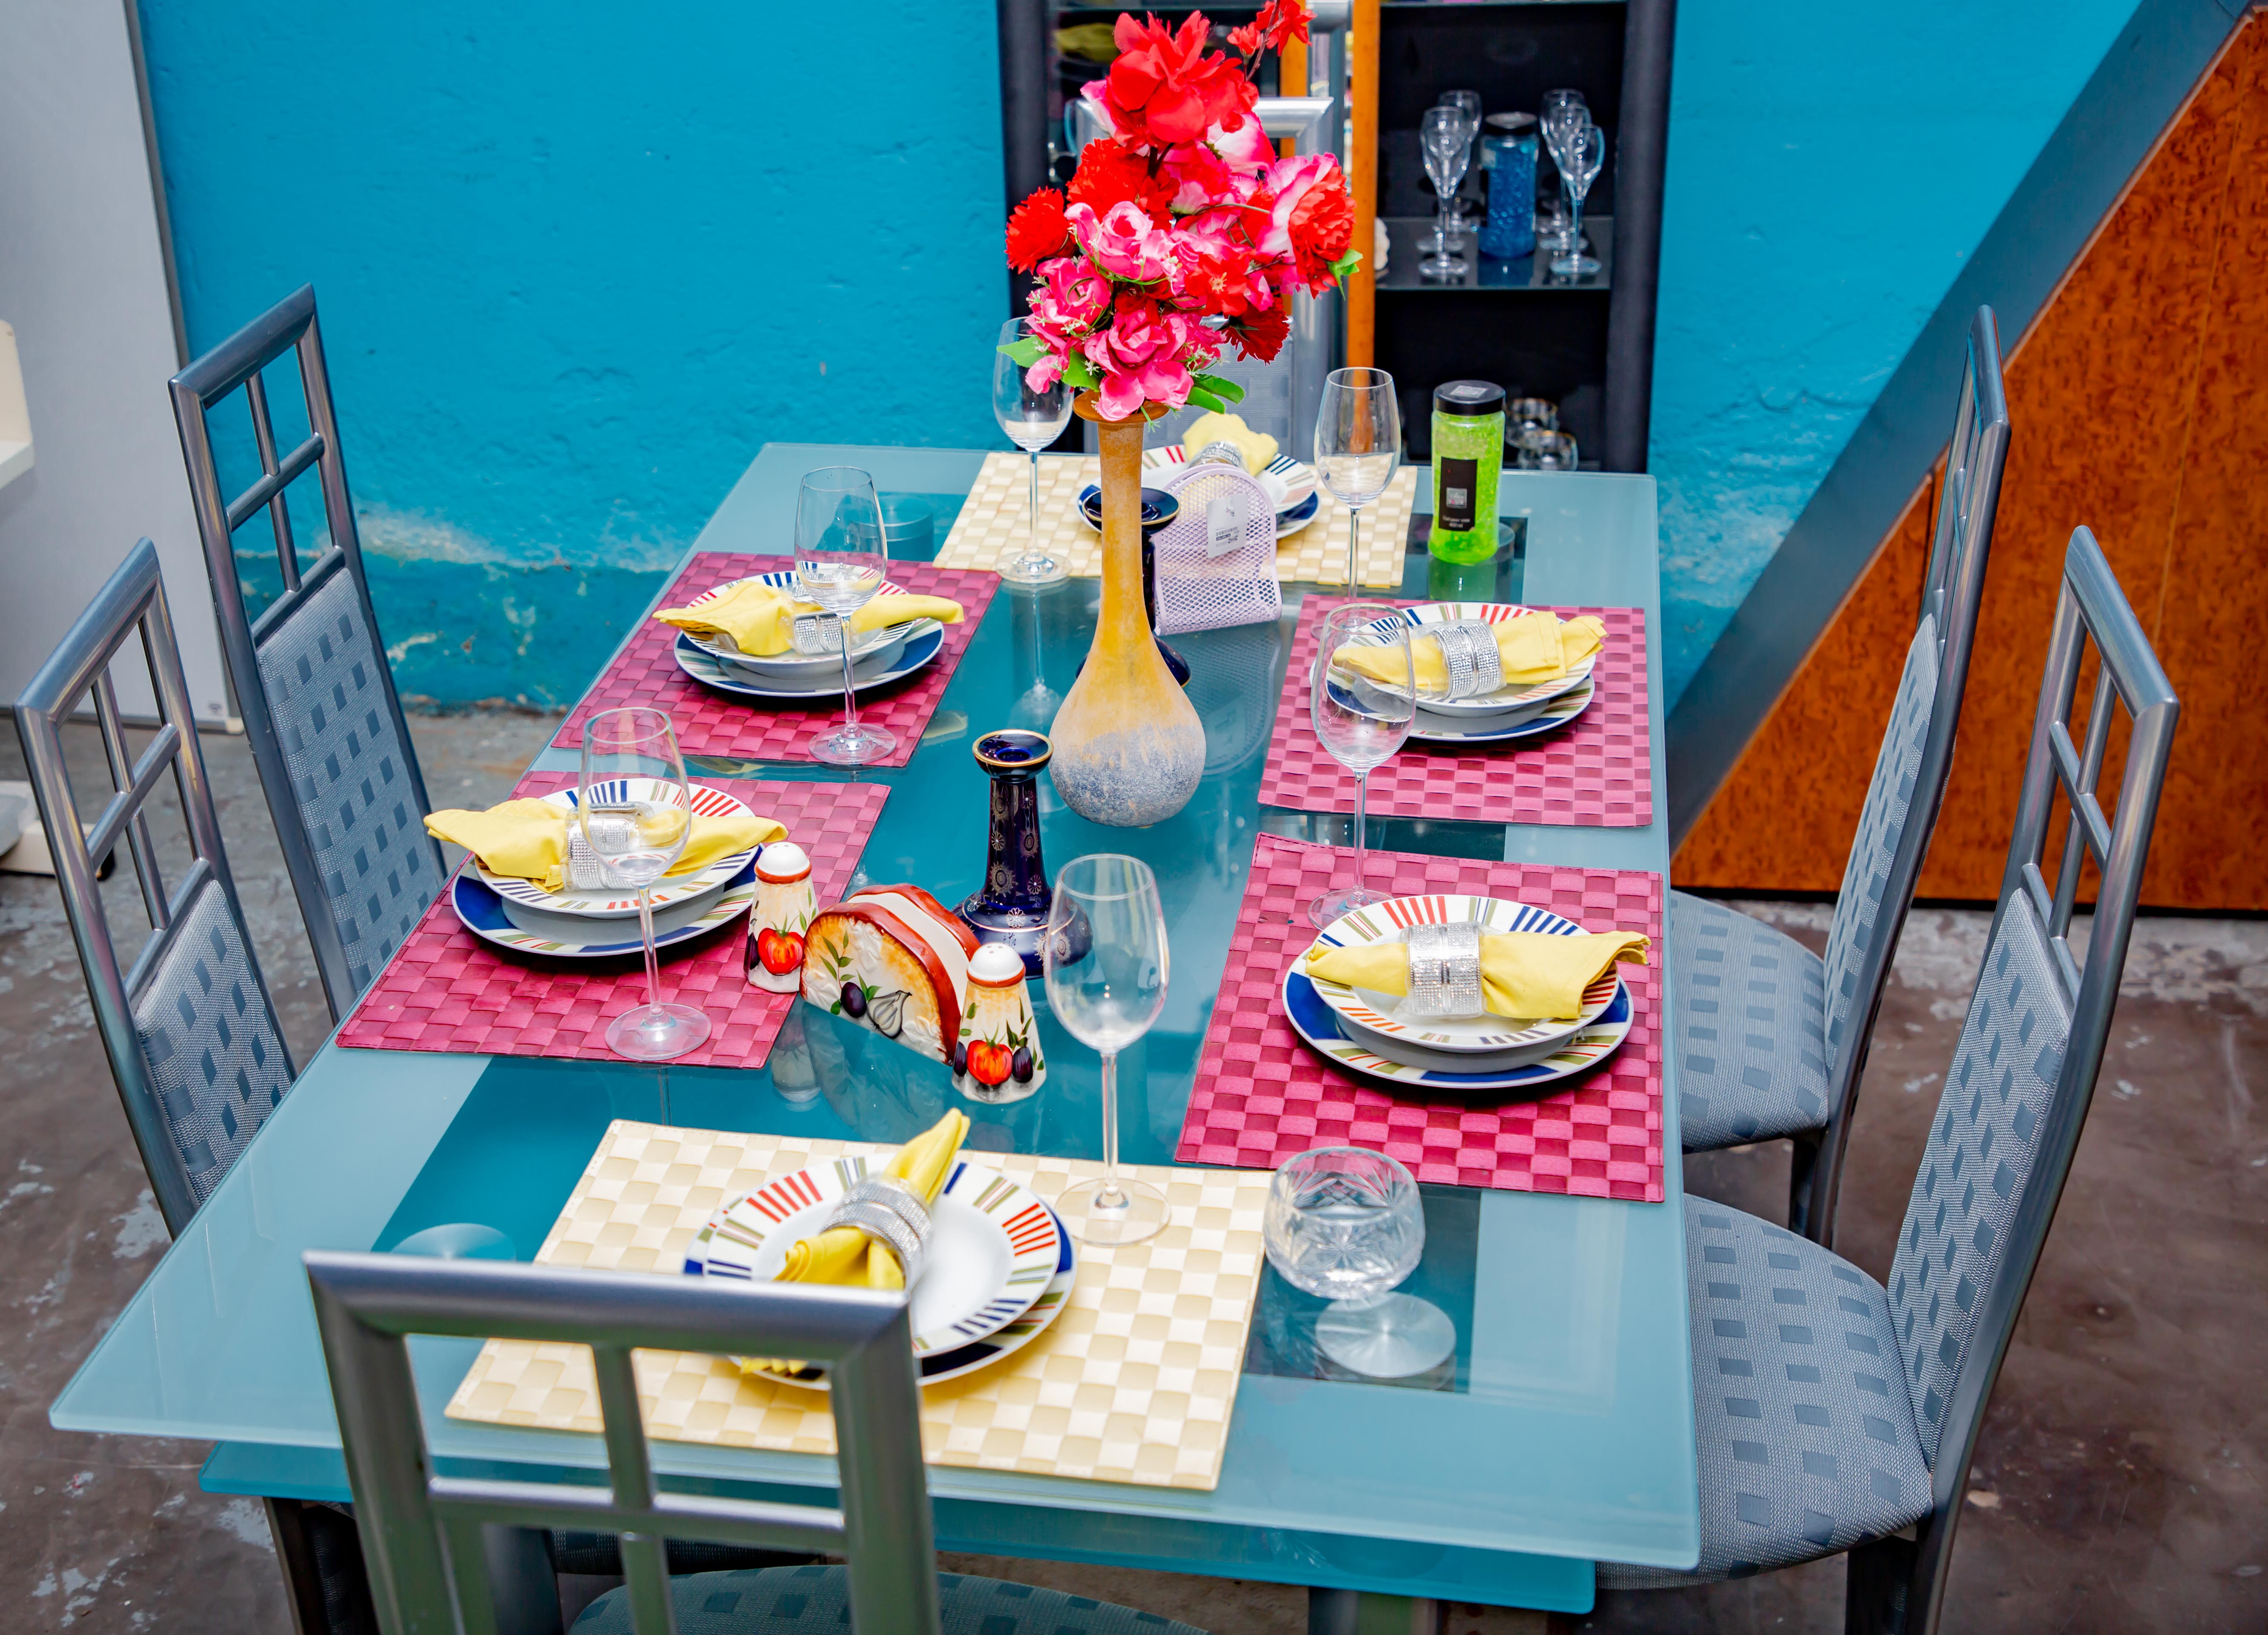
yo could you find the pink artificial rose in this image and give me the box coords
[1209,114,1276,173]
[1096,359,1195,419]
[1025,351,1066,392]
[1253,152,1336,258]
[1067,201,1174,284]
[1039,255,1111,330]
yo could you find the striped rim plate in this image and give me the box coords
[684,1157,1064,1361]
[448,865,755,958]
[1305,892,1623,1055]
[1407,675,1595,745]
[1348,602,1597,717]
[675,570,938,676]
[1143,445,1316,511]
[673,625,943,702]
[476,778,764,918]
[1283,962,1633,1094]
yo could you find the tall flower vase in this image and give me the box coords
[1047,394,1206,826]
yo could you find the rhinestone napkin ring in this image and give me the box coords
[791,612,850,655]
[1427,620,1504,699]
[822,1175,933,1285]
[1403,920,1486,1017]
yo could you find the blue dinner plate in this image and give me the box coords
[450,859,757,958]
[673,625,943,701]
[1281,963,1632,1093]
[1325,674,1597,746]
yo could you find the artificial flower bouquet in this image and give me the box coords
[999,3,1360,421]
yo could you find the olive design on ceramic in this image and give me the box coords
[840,980,866,1019]
[1011,1047,1034,1084]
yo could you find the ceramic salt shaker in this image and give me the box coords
[952,941,1046,1103]
[744,840,815,992]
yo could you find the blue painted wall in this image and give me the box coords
[1647,0,2146,705]
[138,0,1006,707]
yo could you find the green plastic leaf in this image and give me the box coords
[1327,248,1364,280]
[1063,353,1099,389]
[1191,373,1247,406]
[997,337,1044,367]
[1186,387,1229,414]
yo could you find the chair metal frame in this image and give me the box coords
[12,538,295,1233]
[303,1251,942,1635]
[169,284,440,1020]
[1848,525,2177,1635]
[1792,305,2011,1244]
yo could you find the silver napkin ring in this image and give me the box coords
[1190,439,1247,468]
[822,1175,933,1286]
[1427,620,1503,699]
[1404,921,1485,1018]
[791,612,851,655]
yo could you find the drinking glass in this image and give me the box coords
[1314,367,1402,591]
[1309,605,1415,926]
[1537,89,1588,253]
[1516,428,1580,470]
[579,707,707,1061]
[1264,1147,1456,1378]
[993,316,1073,587]
[794,466,896,766]
[1044,854,1171,1245]
[1418,107,1470,278]
[1437,91,1484,244]
[1549,120,1606,279]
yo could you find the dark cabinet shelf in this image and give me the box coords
[1375,215,1613,292]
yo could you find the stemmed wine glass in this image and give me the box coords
[794,466,895,766]
[992,316,1073,587]
[1548,118,1606,279]
[1437,90,1483,245]
[1537,89,1587,253]
[1309,605,1415,926]
[1264,1147,1455,1378]
[1418,107,1470,279]
[1314,367,1401,591]
[1044,853,1171,1246]
[579,706,707,1061]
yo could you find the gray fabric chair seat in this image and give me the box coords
[1598,1196,1931,1588]
[1669,891,1831,1151]
[571,1564,1207,1634]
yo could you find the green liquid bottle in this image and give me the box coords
[1428,379,1506,565]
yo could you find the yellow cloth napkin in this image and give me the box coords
[653,579,963,658]
[1304,929,1649,1021]
[772,1109,969,1293]
[1335,611,1606,695]
[424,802,786,894]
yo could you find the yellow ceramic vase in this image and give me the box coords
[1047,394,1206,826]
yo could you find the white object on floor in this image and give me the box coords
[1374,215,1391,276]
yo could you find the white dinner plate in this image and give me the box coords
[473,779,768,920]
[1341,602,1597,720]
[674,625,943,702]
[449,866,754,958]
[671,570,938,679]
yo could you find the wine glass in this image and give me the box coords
[1044,854,1171,1246]
[1418,108,1469,278]
[1537,89,1587,253]
[579,707,707,1061]
[1309,605,1415,926]
[1437,91,1484,244]
[1264,1147,1455,1378]
[1313,367,1402,591]
[1549,119,1606,279]
[794,466,896,766]
[993,316,1073,587]
[1516,428,1580,470]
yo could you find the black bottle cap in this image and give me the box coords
[1434,380,1506,417]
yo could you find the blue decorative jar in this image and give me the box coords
[1480,129,1538,262]
[958,729,1086,976]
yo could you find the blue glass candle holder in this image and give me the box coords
[1480,133,1537,262]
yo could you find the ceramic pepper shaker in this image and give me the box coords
[745,840,815,992]
[952,941,1046,1103]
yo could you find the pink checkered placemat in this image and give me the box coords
[553,554,999,768]
[337,773,888,1072]
[1255,599,1654,827]
[1175,833,1665,1201]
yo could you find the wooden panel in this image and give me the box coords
[1348,0,1379,367]
[1677,17,2268,909]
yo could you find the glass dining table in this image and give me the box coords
[50,443,1698,1618]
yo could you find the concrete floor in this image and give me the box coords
[1,711,2261,1633]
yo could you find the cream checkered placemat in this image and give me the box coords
[934,451,1413,589]
[444,1121,1276,1492]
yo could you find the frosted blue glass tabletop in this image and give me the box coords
[51,445,1697,1610]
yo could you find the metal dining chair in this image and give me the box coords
[169,285,444,1021]
[1605,527,2176,1634]
[304,1250,1211,1635]
[1674,306,2013,1242]
[13,538,298,1234]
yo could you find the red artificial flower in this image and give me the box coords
[1228,303,1290,363]
[1005,189,1072,272]
[1104,11,1256,150]
[1228,0,1309,57]
[1285,163,1353,287]
[1067,137,1176,223]
[1181,250,1252,318]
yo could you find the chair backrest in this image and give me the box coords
[169,286,444,1021]
[1803,306,2011,1242]
[303,1251,942,1635]
[13,539,297,1233]
[1885,526,2176,1629]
